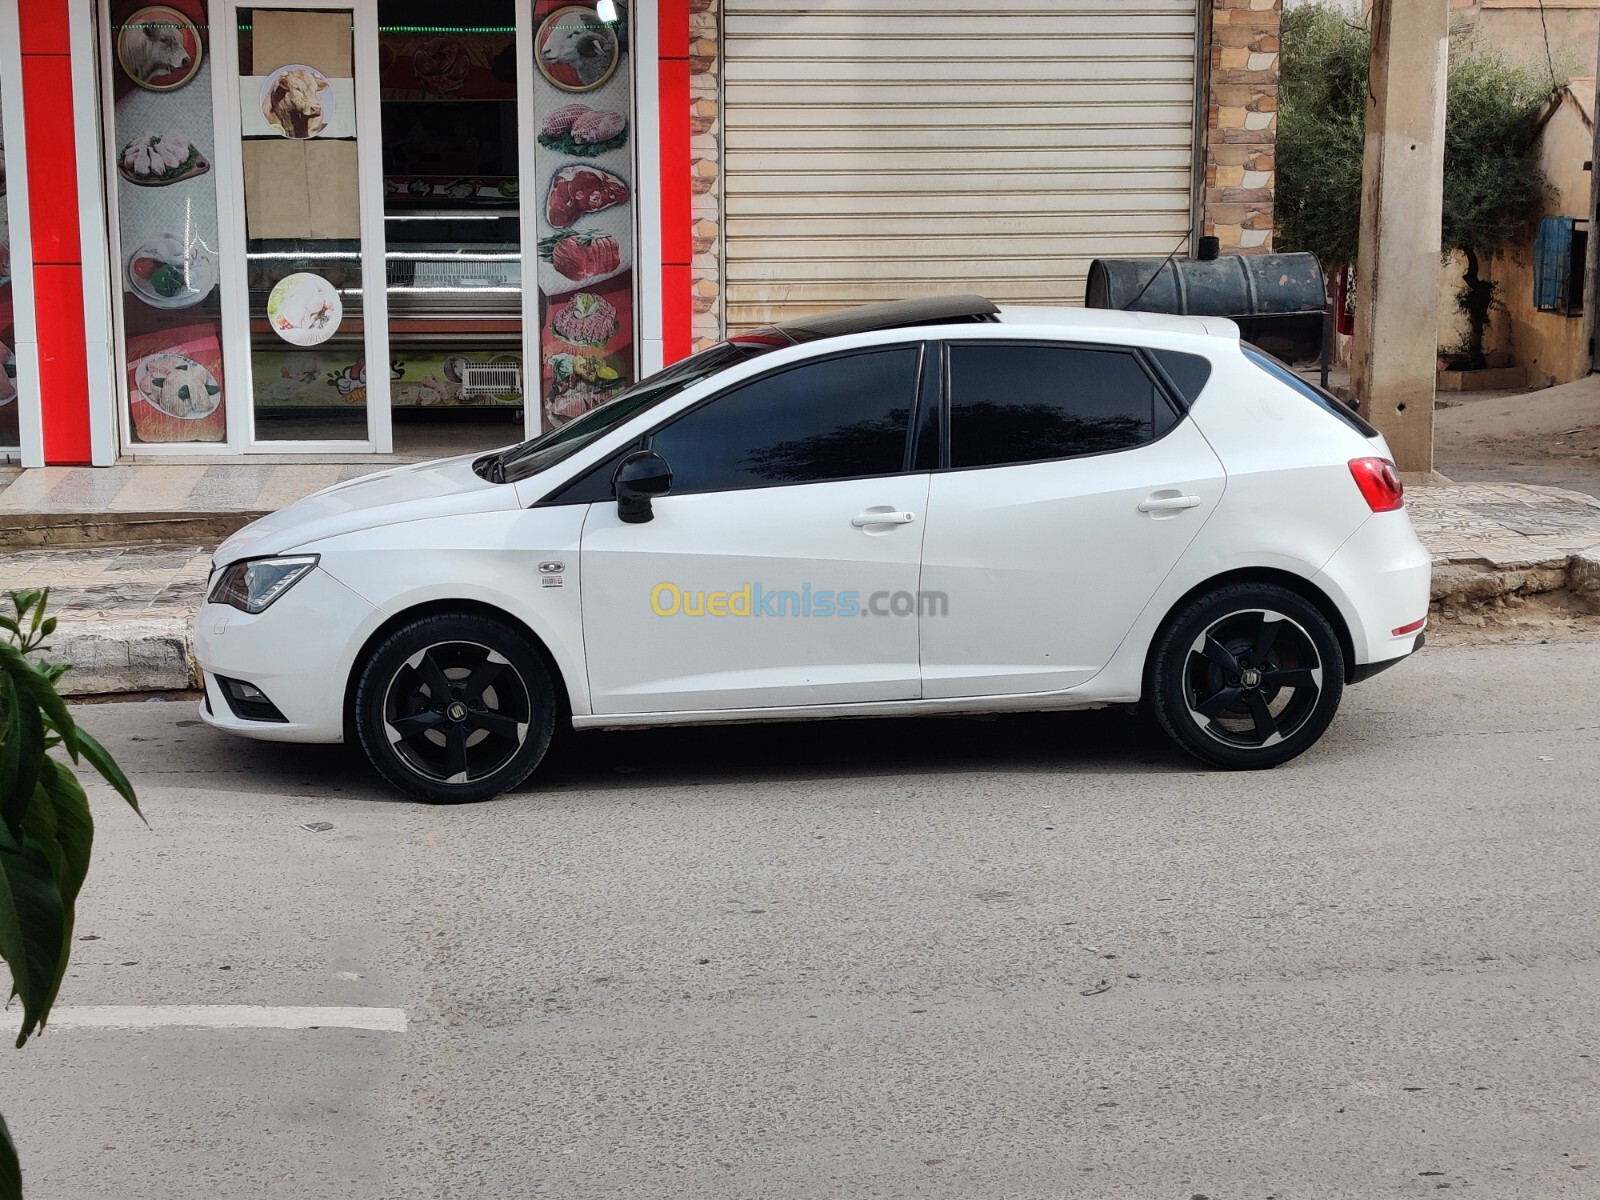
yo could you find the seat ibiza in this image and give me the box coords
[196,296,1431,802]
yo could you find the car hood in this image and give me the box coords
[214,452,516,565]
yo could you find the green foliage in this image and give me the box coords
[1442,46,1553,262]
[1277,4,1556,324]
[0,590,141,1199]
[1275,5,1370,270]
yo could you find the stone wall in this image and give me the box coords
[688,0,724,351]
[1204,0,1281,252]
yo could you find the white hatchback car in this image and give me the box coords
[196,296,1431,802]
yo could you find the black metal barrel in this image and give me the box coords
[1085,252,1327,362]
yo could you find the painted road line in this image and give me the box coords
[46,1006,407,1032]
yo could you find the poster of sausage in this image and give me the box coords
[532,2,635,428]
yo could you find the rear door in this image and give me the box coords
[918,340,1225,698]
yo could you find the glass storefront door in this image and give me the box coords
[225,1,388,448]
[378,0,527,457]
[104,0,637,457]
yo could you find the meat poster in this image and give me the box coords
[111,0,228,444]
[125,322,226,443]
[533,2,635,429]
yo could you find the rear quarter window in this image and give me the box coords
[1243,346,1380,438]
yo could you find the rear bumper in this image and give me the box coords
[1348,631,1425,684]
[1310,509,1432,673]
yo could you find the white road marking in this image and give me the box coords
[46,1006,407,1032]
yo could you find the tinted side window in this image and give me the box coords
[648,347,921,493]
[540,440,640,505]
[948,344,1176,469]
[1148,349,1212,407]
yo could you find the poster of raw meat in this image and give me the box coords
[111,0,228,443]
[532,2,634,428]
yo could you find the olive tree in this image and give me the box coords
[1276,5,1554,367]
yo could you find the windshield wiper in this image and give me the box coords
[472,452,506,484]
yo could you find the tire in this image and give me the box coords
[353,612,558,803]
[1146,582,1345,770]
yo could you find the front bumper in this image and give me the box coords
[194,567,377,743]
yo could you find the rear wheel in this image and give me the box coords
[354,613,557,803]
[1147,583,1344,770]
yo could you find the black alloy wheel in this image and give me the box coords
[355,613,557,802]
[1148,582,1344,769]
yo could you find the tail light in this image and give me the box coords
[1348,457,1404,512]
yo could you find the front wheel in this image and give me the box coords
[1147,583,1345,770]
[354,612,558,803]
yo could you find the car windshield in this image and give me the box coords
[487,334,788,483]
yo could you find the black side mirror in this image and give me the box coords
[612,450,673,524]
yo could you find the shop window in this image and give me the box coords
[0,79,16,451]
[108,0,229,444]
[239,8,369,443]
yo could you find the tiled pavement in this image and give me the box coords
[0,462,383,515]
[0,480,1591,630]
[0,544,211,622]
[1406,482,1600,567]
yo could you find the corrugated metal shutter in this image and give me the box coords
[722,0,1201,330]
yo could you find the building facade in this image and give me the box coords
[0,0,1279,468]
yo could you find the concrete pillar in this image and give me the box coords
[1350,0,1448,475]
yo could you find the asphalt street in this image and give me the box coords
[2,639,1598,1199]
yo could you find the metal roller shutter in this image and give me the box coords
[721,0,1201,330]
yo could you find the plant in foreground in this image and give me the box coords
[0,590,141,1200]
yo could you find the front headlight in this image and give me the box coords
[207,555,320,614]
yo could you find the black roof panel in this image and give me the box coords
[775,294,999,342]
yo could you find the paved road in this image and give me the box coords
[3,640,1599,1200]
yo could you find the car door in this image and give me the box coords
[918,340,1225,698]
[580,344,931,715]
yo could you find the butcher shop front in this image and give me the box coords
[95,0,657,456]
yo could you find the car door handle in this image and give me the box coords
[851,510,917,527]
[1137,494,1203,513]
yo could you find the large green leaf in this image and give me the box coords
[72,730,141,818]
[0,673,46,837]
[0,824,68,1048]
[0,643,76,760]
[32,765,92,1022]
[0,1107,21,1200]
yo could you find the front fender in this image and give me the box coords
[302,505,594,718]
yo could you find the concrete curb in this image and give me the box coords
[41,549,1598,698]
[53,616,198,697]
[1431,549,1600,615]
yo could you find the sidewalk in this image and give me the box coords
[0,460,389,548]
[2,466,1598,695]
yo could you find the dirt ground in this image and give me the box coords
[1434,375,1600,499]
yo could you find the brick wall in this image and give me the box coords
[1205,0,1281,252]
[688,0,722,351]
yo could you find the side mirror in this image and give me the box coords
[612,450,673,524]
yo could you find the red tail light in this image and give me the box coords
[1349,457,1404,512]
